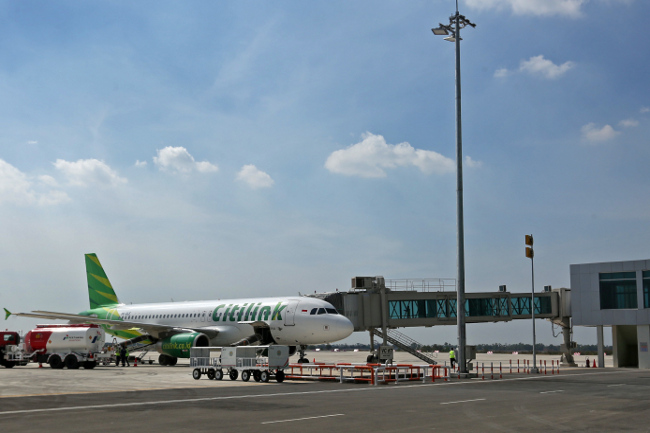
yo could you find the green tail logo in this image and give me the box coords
[85,254,119,309]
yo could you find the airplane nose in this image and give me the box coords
[336,315,354,340]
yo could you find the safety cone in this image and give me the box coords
[592,359,596,368]
[38,362,42,368]
[313,358,315,363]
[134,357,138,367]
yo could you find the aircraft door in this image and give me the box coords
[284,301,299,326]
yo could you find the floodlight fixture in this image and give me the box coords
[431,27,449,36]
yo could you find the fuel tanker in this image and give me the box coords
[25,324,105,369]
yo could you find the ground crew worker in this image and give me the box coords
[119,345,127,367]
[449,348,456,369]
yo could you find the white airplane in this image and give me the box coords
[6,253,354,365]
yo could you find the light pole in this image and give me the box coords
[525,235,539,373]
[432,2,475,376]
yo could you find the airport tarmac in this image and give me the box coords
[1,351,638,432]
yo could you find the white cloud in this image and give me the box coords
[581,123,620,142]
[466,0,586,17]
[135,160,148,168]
[519,55,575,79]
[618,119,639,128]
[236,165,275,189]
[0,159,70,205]
[465,156,483,168]
[54,158,127,187]
[641,107,650,114]
[495,55,574,80]
[153,146,218,174]
[27,140,38,145]
[325,132,455,178]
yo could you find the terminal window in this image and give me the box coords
[599,272,637,310]
[643,271,650,308]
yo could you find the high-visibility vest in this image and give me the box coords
[449,350,455,359]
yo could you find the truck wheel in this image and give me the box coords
[65,355,80,369]
[192,368,202,380]
[253,370,261,382]
[260,370,270,383]
[214,369,223,380]
[241,370,251,382]
[83,361,97,370]
[229,369,238,381]
[49,355,63,369]
[207,369,216,380]
[276,370,285,383]
[3,361,15,368]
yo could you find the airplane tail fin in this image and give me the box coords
[85,254,119,309]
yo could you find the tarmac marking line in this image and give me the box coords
[539,390,564,394]
[440,398,485,405]
[261,414,345,424]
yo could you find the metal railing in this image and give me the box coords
[386,278,456,292]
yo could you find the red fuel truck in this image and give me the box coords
[25,324,106,369]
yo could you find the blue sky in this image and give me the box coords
[1,0,648,346]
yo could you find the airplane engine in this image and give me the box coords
[154,332,209,358]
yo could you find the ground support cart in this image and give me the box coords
[190,345,290,383]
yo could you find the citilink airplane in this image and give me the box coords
[6,254,354,365]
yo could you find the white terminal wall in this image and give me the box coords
[570,260,650,369]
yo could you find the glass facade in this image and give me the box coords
[387,295,550,320]
[599,272,637,310]
[643,271,650,308]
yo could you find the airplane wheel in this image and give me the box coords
[253,370,261,382]
[229,369,238,381]
[241,370,251,382]
[207,369,216,380]
[193,368,202,380]
[83,361,97,369]
[298,358,309,363]
[214,369,223,380]
[260,370,270,383]
[276,370,285,383]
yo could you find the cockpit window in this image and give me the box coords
[310,308,317,315]
[317,308,326,315]
[326,308,338,315]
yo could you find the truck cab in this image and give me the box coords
[0,331,21,368]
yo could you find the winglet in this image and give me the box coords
[4,308,11,320]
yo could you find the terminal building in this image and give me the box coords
[570,259,650,369]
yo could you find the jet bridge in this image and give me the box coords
[310,276,575,366]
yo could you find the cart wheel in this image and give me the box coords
[207,369,216,380]
[192,368,202,380]
[229,369,239,381]
[276,370,285,383]
[214,369,223,380]
[260,370,270,383]
[253,370,261,382]
[241,370,251,382]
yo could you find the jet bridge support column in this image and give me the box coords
[380,285,389,351]
[597,325,605,368]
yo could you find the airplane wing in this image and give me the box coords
[9,310,222,340]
